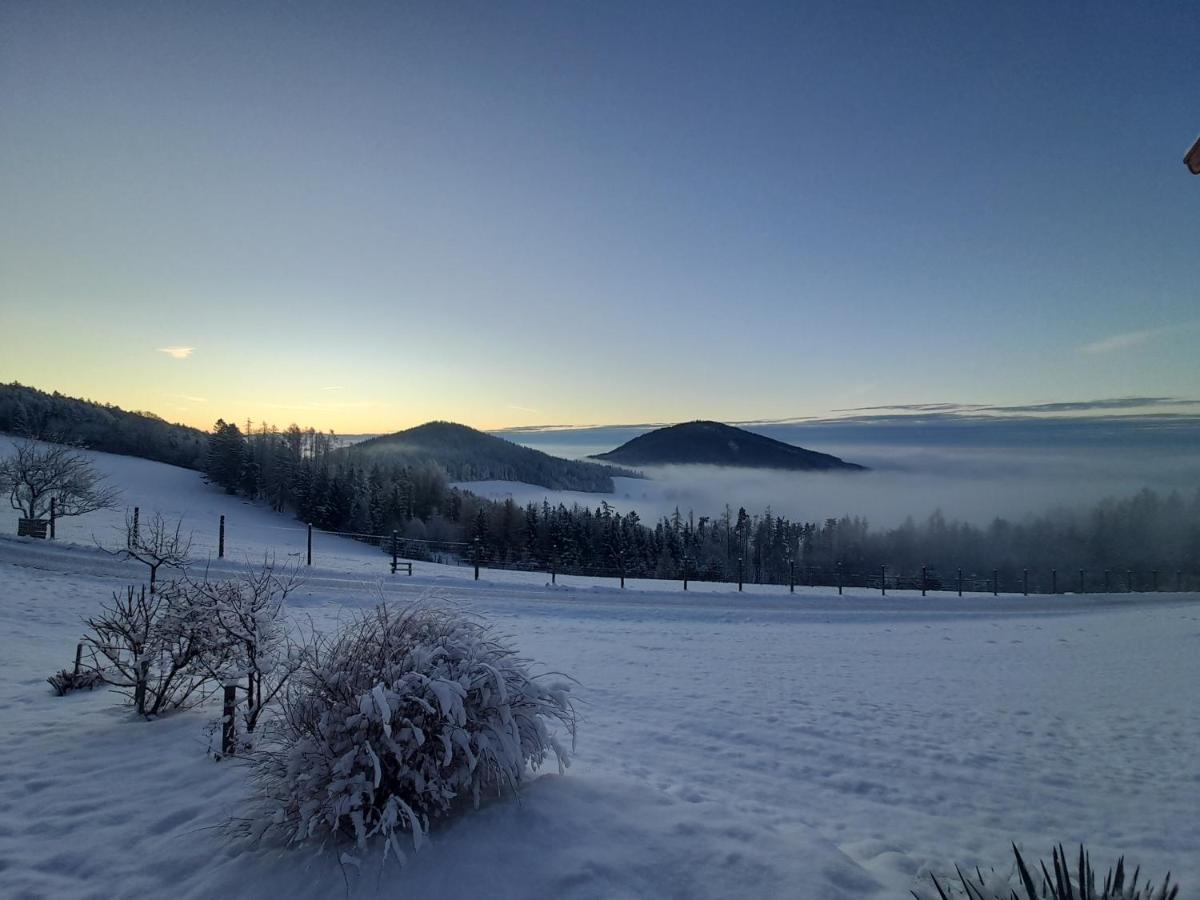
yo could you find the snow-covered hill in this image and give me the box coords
[0,446,1197,898]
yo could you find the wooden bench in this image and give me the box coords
[390,560,413,576]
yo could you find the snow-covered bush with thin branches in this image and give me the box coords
[240,602,576,862]
[83,582,228,716]
[914,843,1179,900]
[188,557,302,734]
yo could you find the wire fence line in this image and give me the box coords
[37,505,1200,596]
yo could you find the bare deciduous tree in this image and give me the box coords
[0,438,121,524]
[103,511,192,592]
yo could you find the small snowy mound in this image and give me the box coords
[244,602,576,862]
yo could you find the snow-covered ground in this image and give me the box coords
[1,447,1198,898]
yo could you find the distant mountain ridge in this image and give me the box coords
[349,421,639,492]
[592,420,866,471]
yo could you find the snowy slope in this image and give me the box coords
[0,447,1197,898]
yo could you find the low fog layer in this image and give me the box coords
[467,443,1200,528]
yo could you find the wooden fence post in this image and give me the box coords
[474,537,480,581]
[921,566,927,597]
[391,530,399,575]
[49,497,56,539]
[73,642,83,676]
[737,556,743,592]
[880,564,887,596]
[307,523,313,566]
[788,559,794,594]
[221,684,237,757]
[218,515,225,558]
[957,568,963,597]
[682,554,688,591]
[836,562,843,596]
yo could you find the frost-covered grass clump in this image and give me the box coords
[915,843,1179,900]
[242,602,576,862]
[46,667,103,695]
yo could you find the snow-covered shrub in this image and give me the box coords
[47,668,104,695]
[188,558,303,733]
[241,602,576,861]
[914,843,1179,900]
[83,582,228,716]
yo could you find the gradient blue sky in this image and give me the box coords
[1,1,1197,432]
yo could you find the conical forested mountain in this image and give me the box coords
[350,421,639,492]
[592,420,865,471]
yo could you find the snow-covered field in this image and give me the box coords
[1,447,1198,898]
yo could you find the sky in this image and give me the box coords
[1,1,1198,434]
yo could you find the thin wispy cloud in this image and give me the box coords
[507,404,541,414]
[262,401,378,411]
[164,393,207,404]
[1078,322,1198,355]
[156,346,194,359]
[320,385,345,392]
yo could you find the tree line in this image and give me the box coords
[206,418,1200,584]
[0,382,207,470]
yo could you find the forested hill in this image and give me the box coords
[593,420,866,471]
[349,421,639,492]
[0,382,207,470]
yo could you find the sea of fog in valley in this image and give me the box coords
[482,420,1200,528]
